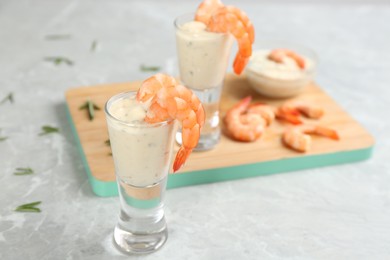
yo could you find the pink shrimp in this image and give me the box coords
[247,103,275,126]
[283,125,340,152]
[295,104,323,119]
[195,0,224,25]
[268,49,306,69]
[276,101,324,125]
[195,1,254,43]
[137,73,205,172]
[224,96,270,142]
[276,109,302,125]
[224,5,255,44]
[195,0,254,75]
[207,7,252,75]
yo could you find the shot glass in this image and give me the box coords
[105,92,176,254]
[174,13,233,150]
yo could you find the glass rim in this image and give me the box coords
[174,12,228,38]
[104,91,174,128]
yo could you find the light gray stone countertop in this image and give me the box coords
[1,0,389,259]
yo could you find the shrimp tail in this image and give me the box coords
[233,53,249,75]
[173,147,193,173]
[313,126,340,140]
[236,95,252,109]
[224,95,251,123]
[276,110,302,125]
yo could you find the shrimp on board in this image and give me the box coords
[137,73,205,172]
[276,101,325,125]
[280,101,324,119]
[194,0,255,75]
[275,109,302,125]
[247,103,275,126]
[283,125,340,153]
[268,49,306,69]
[224,96,274,142]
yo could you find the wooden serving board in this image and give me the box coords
[65,74,374,197]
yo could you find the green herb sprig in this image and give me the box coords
[140,64,161,72]
[90,40,98,52]
[45,34,71,40]
[44,56,74,66]
[14,167,34,175]
[39,125,59,136]
[0,92,14,105]
[0,136,8,142]
[79,100,101,121]
[15,201,41,213]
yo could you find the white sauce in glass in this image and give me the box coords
[106,95,176,187]
[176,21,233,89]
[110,97,147,123]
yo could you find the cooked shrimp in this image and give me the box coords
[297,105,323,119]
[224,96,268,142]
[195,1,254,43]
[247,103,275,126]
[137,73,205,172]
[282,101,324,119]
[283,125,340,152]
[224,5,255,44]
[276,101,324,124]
[268,49,306,69]
[194,0,254,75]
[275,109,302,125]
[195,0,224,25]
[207,7,252,75]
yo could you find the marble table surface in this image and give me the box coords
[1,0,389,259]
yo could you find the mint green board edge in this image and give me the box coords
[66,104,373,197]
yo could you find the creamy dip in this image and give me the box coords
[106,93,176,187]
[245,50,315,98]
[248,50,313,80]
[176,21,233,89]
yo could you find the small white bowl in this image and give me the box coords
[245,41,318,98]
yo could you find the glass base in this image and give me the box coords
[176,85,222,151]
[176,130,220,151]
[113,222,167,255]
[113,177,168,255]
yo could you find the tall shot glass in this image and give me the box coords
[174,13,233,150]
[105,92,176,254]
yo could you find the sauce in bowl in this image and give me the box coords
[246,47,317,98]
